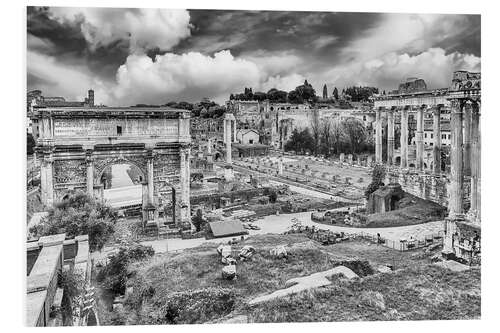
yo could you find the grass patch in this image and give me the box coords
[246,264,480,322]
[365,194,446,228]
[99,233,479,325]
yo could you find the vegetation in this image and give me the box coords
[97,234,478,325]
[284,118,371,156]
[97,243,155,295]
[343,86,379,102]
[365,164,386,199]
[247,264,480,322]
[29,192,117,251]
[230,80,318,104]
[27,132,36,155]
[191,209,207,232]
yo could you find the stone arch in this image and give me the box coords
[94,156,147,186]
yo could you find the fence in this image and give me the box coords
[353,230,444,252]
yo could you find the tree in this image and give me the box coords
[27,132,35,155]
[319,120,333,157]
[310,110,321,155]
[288,80,317,104]
[342,118,367,154]
[96,243,154,294]
[365,164,386,199]
[267,88,287,103]
[333,87,339,100]
[322,84,328,99]
[191,209,206,232]
[284,128,314,154]
[30,192,117,251]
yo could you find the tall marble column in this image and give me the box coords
[179,146,192,227]
[86,151,94,196]
[375,108,383,163]
[416,106,424,171]
[40,153,54,207]
[463,103,472,176]
[387,108,394,165]
[432,106,442,174]
[146,150,154,206]
[469,101,481,223]
[448,99,465,218]
[400,107,409,168]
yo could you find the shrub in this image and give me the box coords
[30,191,117,251]
[97,243,155,295]
[365,164,386,199]
[145,287,237,324]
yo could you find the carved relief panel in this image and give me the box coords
[53,159,87,184]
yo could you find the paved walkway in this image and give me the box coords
[91,210,443,259]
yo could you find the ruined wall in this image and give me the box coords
[386,169,470,208]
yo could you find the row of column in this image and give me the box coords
[448,100,481,221]
[375,105,441,173]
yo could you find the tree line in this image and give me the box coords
[284,116,374,156]
[230,82,380,104]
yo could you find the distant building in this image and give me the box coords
[236,129,260,145]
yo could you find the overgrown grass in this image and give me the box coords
[101,234,479,325]
[246,264,480,322]
[366,195,446,228]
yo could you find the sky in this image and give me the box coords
[27,7,481,106]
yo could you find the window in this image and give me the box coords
[117,126,122,136]
[249,139,254,144]
[431,133,433,139]
[424,133,427,138]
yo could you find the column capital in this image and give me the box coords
[450,98,466,112]
[145,148,156,160]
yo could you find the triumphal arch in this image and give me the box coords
[31,107,192,227]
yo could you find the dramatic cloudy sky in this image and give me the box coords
[27,7,481,105]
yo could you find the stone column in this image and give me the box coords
[146,150,154,206]
[463,103,472,176]
[469,101,481,223]
[387,108,394,165]
[375,108,383,163]
[85,150,94,196]
[224,113,236,164]
[233,119,237,143]
[40,153,54,207]
[400,107,409,168]
[448,99,464,218]
[416,106,424,171]
[179,146,192,227]
[433,106,442,174]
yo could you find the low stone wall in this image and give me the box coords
[385,168,470,208]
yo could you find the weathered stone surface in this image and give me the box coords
[249,266,358,305]
[270,245,287,258]
[222,264,236,280]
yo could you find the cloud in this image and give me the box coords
[312,36,338,49]
[27,50,112,104]
[49,7,191,52]
[322,48,481,90]
[259,74,307,93]
[111,50,262,105]
[240,50,302,78]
